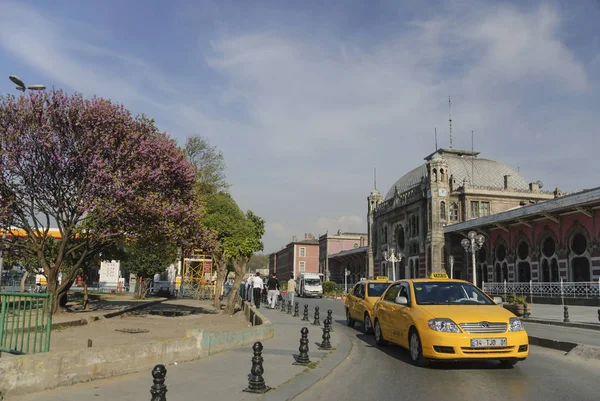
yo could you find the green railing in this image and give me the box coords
[0,292,53,354]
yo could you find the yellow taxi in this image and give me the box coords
[371,273,529,367]
[345,276,392,334]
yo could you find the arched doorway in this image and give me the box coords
[516,240,531,282]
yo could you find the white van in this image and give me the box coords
[297,273,323,298]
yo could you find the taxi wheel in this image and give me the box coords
[346,309,355,328]
[374,319,388,346]
[408,328,429,367]
[363,313,373,334]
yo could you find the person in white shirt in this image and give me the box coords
[287,276,297,306]
[251,272,264,308]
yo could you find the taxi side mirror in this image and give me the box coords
[395,296,409,305]
[493,296,503,304]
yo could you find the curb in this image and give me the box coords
[529,335,600,361]
[260,322,354,401]
[523,318,600,331]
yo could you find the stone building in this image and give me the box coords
[367,147,557,282]
[268,234,319,280]
[445,187,600,285]
[318,231,367,281]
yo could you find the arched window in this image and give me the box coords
[516,241,531,282]
[432,168,437,182]
[440,168,445,182]
[570,232,590,281]
[440,201,446,220]
[540,235,558,282]
[449,203,458,221]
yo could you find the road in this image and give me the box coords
[294,296,600,401]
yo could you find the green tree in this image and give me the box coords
[119,240,178,299]
[225,210,265,314]
[184,135,230,195]
[202,192,246,309]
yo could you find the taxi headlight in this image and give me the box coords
[427,318,461,333]
[508,317,525,332]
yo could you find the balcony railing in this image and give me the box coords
[482,280,600,299]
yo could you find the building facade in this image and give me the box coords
[328,246,368,287]
[268,234,319,280]
[368,147,558,281]
[445,187,600,284]
[318,231,367,281]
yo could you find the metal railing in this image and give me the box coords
[482,280,600,299]
[0,292,53,354]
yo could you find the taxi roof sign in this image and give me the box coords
[429,273,449,279]
[375,276,389,281]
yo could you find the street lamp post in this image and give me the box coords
[449,255,454,279]
[461,231,485,286]
[382,248,403,281]
[9,75,46,92]
[0,230,6,290]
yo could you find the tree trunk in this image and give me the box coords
[19,270,30,292]
[83,274,89,310]
[224,274,243,315]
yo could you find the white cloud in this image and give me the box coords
[1,1,597,255]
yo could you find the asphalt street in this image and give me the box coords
[294,296,600,401]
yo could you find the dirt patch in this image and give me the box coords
[49,299,249,353]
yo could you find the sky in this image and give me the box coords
[1,0,599,254]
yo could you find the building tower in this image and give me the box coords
[367,188,383,279]
[426,152,449,274]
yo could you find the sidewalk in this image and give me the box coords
[528,303,599,325]
[7,304,348,401]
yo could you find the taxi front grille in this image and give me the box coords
[459,322,507,334]
[461,346,515,354]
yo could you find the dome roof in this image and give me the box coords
[384,148,531,201]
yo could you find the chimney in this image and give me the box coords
[292,235,297,242]
[529,182,539,192]
[504,175,511,190]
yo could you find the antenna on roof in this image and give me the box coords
[448,96,453,149]
[435,127,438,150]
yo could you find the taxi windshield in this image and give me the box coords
[413,282,494,305]
[367,282,390,297]
[305,279,321,286]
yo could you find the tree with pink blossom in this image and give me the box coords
[0,89,215,313]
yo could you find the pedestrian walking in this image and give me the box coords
[266,273,280,309]
[287,276,297,306]
[251,272,264,308]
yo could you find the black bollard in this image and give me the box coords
[243,342,271,393]
[302,304,309,321]
[293,327,311,366]
[563,305,570,323]
[281,298,286,312]
[598,309,599,322]
[293,302,300,317]
[319,317,332,350]
[327,309,334,332]
[287,300,292,315]
[523,303,530,319]
[150,364,167,401]
[312,306,320,326]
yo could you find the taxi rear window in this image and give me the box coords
[368,282,391,297]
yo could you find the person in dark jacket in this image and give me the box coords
[265,273,280,309]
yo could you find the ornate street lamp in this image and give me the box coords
[382,248,403,281]
[461,231,485,285]
[9,75,46,92]
[449,255,454,279]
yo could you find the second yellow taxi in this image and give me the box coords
[372,273,529,367]
[345,276,392,334]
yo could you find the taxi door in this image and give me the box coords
[377,283,402,343]
[395,282,413,348]
[349,283,365,320]
[346,283,359,319]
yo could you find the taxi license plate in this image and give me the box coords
[471,338,507,348]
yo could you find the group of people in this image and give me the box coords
[244,272,296,309]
